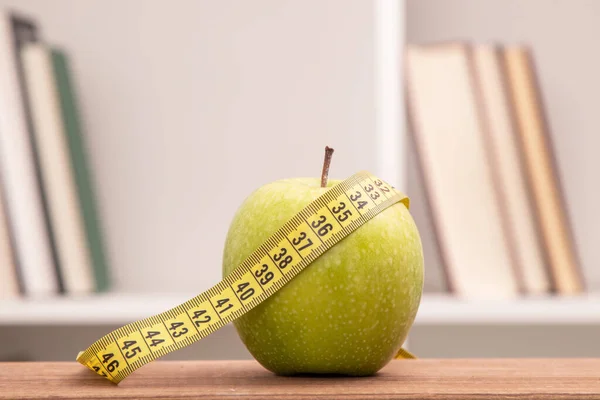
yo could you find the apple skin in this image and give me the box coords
[222,177,423,376]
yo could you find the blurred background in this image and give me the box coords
[0,0,598,362]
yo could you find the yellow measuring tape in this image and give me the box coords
[77,171,414,384]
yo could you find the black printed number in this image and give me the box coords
[310,215,326,228]
[122,340,142,359]
[191,309,211,326]
[331,201,352,222]
[332,202,345,213]
[215,297,234,314]
[349,191,369,210]
[169,322,188,338]
[145,331,165,347]
[236,282,255,301]
[273,247,287,261]
[292,232,314,251]
[254,264,274,285]
[311,215,333,237]
[101,353,119,372]
[273,247,293,269]
[374,179,390,192]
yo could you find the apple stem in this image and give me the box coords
[321,146,334,188]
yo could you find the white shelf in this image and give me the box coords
[0,293,599,326]
[0,293,193,326]
[416,294,600,325]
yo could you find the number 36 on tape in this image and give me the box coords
[76,171,413,384]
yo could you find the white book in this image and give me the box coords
[22,43,95,294]
[471,45,550,295]
[0,188,19,298]
[0,12,58,296]
[406,43,520,298]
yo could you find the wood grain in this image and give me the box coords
[1,359,599,399]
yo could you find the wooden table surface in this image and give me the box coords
[1,359,599,399]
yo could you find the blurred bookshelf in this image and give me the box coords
[1,0,599,362]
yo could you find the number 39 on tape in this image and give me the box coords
[76,171,412,384]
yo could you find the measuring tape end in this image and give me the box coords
[394,347,417,360]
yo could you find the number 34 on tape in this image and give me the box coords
[76,171,411,384]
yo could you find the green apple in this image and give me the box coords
[222,172,423,376]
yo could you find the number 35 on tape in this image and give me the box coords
[76,171,412,384]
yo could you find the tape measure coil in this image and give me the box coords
[77,171,411,383]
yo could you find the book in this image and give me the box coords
[0,11,59,296]
[52,49,111,291]
[405,43,520,298]
[0,184,19,298]
[471,45,550,295]
[502,46,583,294]
[21,43,95,294]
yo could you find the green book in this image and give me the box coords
[52,49,110,292]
